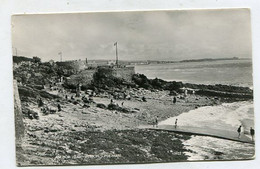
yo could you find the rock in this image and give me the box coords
[169,90,178,96]
[107,103,131,113]
[82,104,90,108]
[131,110,139,113]
[44,129,49,133]
[49,129,58,132]
[96,103,107,109]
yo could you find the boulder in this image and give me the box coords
[96,103,107,109]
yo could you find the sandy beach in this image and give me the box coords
[16,86,224,165]
[15,82,255,166]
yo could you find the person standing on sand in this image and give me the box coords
[175,119,178,128]
[173,97,177,104]
[250,127,255,141]
[237,125,242,138]
[57,104,61,112]
[38,97,44,107]
[154,116,159,128]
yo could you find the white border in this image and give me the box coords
[0,0,259,169]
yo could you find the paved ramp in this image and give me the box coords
[142,125,254,144]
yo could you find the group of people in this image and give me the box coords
[237,125,255,141]
[37,96,62,115]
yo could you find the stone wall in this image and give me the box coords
[13,80,25,141]
[56,60,87,71]
[66,69,96,86]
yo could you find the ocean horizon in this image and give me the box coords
[135,59,253,88]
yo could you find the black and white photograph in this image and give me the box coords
[12,9,254,166]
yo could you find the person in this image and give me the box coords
[57,104,61,112]
[237,125,242,138]
[175,119,178,128]
[142,96,147,102]
[250,127,255,141]
[173,97,177,104]
[184,89,188,97]
[38,97,44,107]
[121,102,124,106]
[154,116,159,128]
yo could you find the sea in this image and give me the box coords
[136,59,255,160]
[135,59,253,88]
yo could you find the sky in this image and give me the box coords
[12,9,252,62]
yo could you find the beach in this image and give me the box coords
[16,83,254,165]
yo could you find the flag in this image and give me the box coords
[114,42,117,46]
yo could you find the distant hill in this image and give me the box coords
[180,57,239,63]
[13,56,33,63]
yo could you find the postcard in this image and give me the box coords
[12,9,254,166]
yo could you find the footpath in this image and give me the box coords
[141,124,254,144]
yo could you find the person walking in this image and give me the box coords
[142,96,147,102]
[237,125,242,138]
[154,116,159,128]
[250,127,255,141]
[175,119,178,128]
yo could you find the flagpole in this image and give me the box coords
[59,52,62,62]
[114,42,118,67]
[116,43,118,67]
